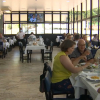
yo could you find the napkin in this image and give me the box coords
[79,71,98,77]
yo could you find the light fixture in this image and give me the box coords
[1,6,11,13]
[66,0,70,2]
[3,0,6,2]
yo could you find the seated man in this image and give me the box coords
[0,33,6,42]
[70,39,94,64]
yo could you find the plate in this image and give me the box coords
[86,76,100,81]
[80,63,86,66]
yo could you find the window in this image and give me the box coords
[86,19,90,41]
[27,24,36,34]
[37,24,44,34]
[82,21,86,34]
[20,14,27,21]
[20,24,27,34]
[87,0,90,18]
[45,14,52,22]
[82,1,86,19]
[4,14,11,22]
[78,4,81,20]
[53,13,60,23]
[45,24,52,34]
[12,24,19,34]
[74,23,77,33]
[61,24,68,34]
[12,14,19,21]
[53,24,60,34]
[4,24,11,34]
[61,13,68,23]
[78,22,81,34]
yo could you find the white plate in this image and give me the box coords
[86,76,100,81]
[80,63,86,66]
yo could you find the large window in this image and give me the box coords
[4,24,11,34]
[20,24,27,34]
[86,19,90,41]
[37,24,44,34]
[92,0,98,16]
[12,24,19,34]
[78,4,81,20]
[78,22,81,34]
[45,24,52,34]
[74,23,77,33]
[61,12,68,23]
[45,14,52,22]
[61,24,68,34]
[27,24,36,34]
[4,14,11,22]
[74,6,78,21]
[82,21,86,34]
[82,1,86,19]
[87,0,90,18]
[53,24,60,34]
[53,13,60,23]
[12,14,19,21]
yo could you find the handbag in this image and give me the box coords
[39,73,45,93]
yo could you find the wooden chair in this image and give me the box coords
[42,41,53,63]
[19,42,32,63]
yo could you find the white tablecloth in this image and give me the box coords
[25,45,45,54]
[9,39,14,45]
[3,42,10,48]
[70,72,100,100]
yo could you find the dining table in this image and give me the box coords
[70,64,100,100]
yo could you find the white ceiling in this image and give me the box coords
[0,0,85,11]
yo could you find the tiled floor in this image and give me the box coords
[0,46,60,100]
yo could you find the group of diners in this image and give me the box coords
[51,34,100,100]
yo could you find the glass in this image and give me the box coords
[86,19,90,41]
[74,23,77,33]
[4,24,11,34]
[92,0,98,16]
[37,24,44,34]
[53,14,60,23]
[82,21,86,34]
[27,24,36,34]
[74,6,78,21]
[61,24,68,34]
[4,14,11,22]
[78,22,81,34]
[87,0,90,18]
[92,17,98,40]
[53,24,60,34]
[78,4,81,20]
[61,13,68,23]
[20,14,27,21]
[99,17,100,40]
[45,24,52,34]
[82,1,86,19]
[12,14,19,21]
[45,14,52,22]
[12,24,19,34]
[20,24,27,34]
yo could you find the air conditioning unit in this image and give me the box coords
[1,6,11,13]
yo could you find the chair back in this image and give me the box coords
[0,41,3,50]
[44,71,51,92]
[43,62,52,77]
[50,41,53,51]
[19,42,23,51]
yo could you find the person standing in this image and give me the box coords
[16,28,26,46]
[29,14,36,22]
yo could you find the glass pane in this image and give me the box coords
[92,17,98,39]
[4,14,11,22]
[45,14,52,22]
[4,24,11,34]
[74,6,78,21]
[61,13,68,22]
[82,21,86,34]
[12,24,19,34]
[69,11,72,22]
[61,24,68,34]
[37,24,44,34]
[78,4,81,20]
[99,0,100,14]
[86,19,90,41]
[87,0,90,18]
[82,1,86,19]
[74,23,77,33]
[53,14,60,22]
[99,17,100,40]
[45,24,52,34]
[53,24,60,34]
[78,22,81,34]
[20,14,27,21]
[12,14,19,21]
[92,0,98,16]
[27,24,36,34]
[20,24,27,34]
[69,24,72,34]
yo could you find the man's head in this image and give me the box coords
[67,34,73,40]
[0,33,3,38]
[20,28,22,32]
[33,14,35,18]
[82,35,87,41]
[78,39,86,52]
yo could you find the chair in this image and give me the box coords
[44,71,75,100]
[19,42,32,63]
[42,41,53,63]
[43,62,74,99]
[0,42,5,59]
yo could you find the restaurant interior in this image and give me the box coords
[0,0,100,100]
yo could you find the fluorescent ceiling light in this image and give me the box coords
[67,0,69,2]
[3,0,6,2]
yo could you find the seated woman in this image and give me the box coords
[0,33,6,42]
[51,39,91,94]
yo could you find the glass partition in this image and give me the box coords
[82,1,86,19]
[45,24,52,34]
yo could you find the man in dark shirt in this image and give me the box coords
[70,39,94,64]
